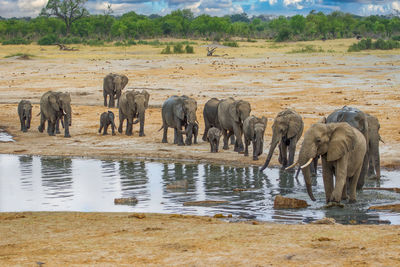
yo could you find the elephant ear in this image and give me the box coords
[327,124,356,162]
[48,93,59,111]
[247,117,255,138]
[141,90,150,109]
[318,116,327,123]
[174,101,185,121]
[121,75,129,89]
[229,101,240,122]
[287,114,303,139]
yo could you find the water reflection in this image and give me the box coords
[0,154,399,225]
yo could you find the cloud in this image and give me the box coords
[0,0,47,18]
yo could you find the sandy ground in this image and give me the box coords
[1,39,400,265]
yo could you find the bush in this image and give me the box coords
[185,45,194,53]
[392,35,400,41]
[223,41,239,47]
[289,45,323,53]
[37,34,58,45]
[161,45,172,54]
[84,39,104,46]
[173,43,184,53]
[59,36,82,44]
[348,38,400,52]
[2,38,31,45]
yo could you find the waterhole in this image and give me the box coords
[0,154,399,224]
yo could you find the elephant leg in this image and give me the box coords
[310,157,319,176]
[38,113,45,133]
[222,129,229,150]
[330,157,348,203]
[103,91,108,107]
[173,128,178,144]
[216,139,219,152]
[99,123,103,134]
[139,115,145,137]
[109,95,115,108]
[322,158,334,203]
[252,141,259,161]
[55,118,61,134]
[111,122,116,136]
[63,117,71,138]
[176,124,184,146]
[288,139,296,167]
[103,124,109,135]
[357,154,369,190]
[244,137,249,157]
[341,180,349,201]
[230,133,235,145]
[162,126,168,143]
[118,110,124,134]
[20,116,26,132]
[279,143,288,168]
[232,124,244,153]
[210,140,215,153]
[48,120,56,136]
[202,120,210,142]
[126,118,133,136]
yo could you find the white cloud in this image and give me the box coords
[269,0,278,5]
[0,0,47,18]
[283,0,315,10]
[392,1,400,11]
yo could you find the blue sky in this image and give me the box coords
[1,0,399,18]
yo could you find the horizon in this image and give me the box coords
[0,0,399,19]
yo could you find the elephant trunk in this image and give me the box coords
[370,138,381,179]
[25,109,32,129]
[253,133,264,160]
[260,134,280,171]
[298,142,317,201]
[185,123,194,145]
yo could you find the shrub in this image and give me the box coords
[38,34,58,45]
[59,36,82,44]
[84,39,104,46]
[289,45,323,53]
[392,35,400,41]
[223,41,239,47]
[161,45,172,54]
[185,45,194,53]
[173,43,184,53]
[2,38,31,45]
[348,38,400,52]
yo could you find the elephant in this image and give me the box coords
[103,73,129,108]
[17,100,32,132]
[184,121,198,144]
[160,95,197,146]
[217,97,251,153]
[243,115,267,160]
[207,127,222,153]
[366,113,383,179]
[99,111,116,135]
[202,97,235,144]
[38,91,72,138]
[118,90,149,136]
[260,109,303,171]
[325,106,369,189]
[289,122,367,205]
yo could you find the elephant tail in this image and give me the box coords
[158,125,164,132]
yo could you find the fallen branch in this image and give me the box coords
[363,187,400,193]
[55,43,79,51]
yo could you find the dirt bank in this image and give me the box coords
[1,212,400,266]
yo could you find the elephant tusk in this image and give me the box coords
[63,110,66,115]
[300,158,313,169]
[285,161,298,170]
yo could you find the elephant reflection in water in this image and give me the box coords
[41,158,73,195]
[118,161,148,196]
[19,155,34,191]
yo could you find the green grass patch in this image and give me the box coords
[289,44,324,53]
[2,38,31,45]
[348,38,400,52]
[4,53,34,59]
[223,41,239,47]
[161,44,194,54]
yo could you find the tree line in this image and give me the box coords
[1,9,400,45]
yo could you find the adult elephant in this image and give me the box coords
[202,97,235,144]
[289,122,366,205]
[260,109,303,171]
[217,98,251,153]
[38,91,72,138]
[366,113,382,179]
[161,95,197,146]
[118,90,149,136]
[325,106,369,189]
[103,73,128,108]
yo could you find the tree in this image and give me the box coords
[40,0,89,35]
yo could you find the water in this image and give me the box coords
[0,129,14,142]
[0,154,399,224]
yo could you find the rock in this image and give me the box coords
[166,180,188,190]
[368,204,400,212]
[311,217,337,225]
[114,197,138,205]
[183,200,229,206]
[273,195,309,209]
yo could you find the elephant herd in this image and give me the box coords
[16,72,383,207]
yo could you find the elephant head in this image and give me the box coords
[229,100,251,124]
[366,114,382,179]
[177,96,197,145]
[261,109,303,170]
[296,123,357,201]
[48,92,72,126]
[111,74,128,99]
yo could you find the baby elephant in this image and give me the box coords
[99,111,116,135]
[243,116,267,160]
[207,127,222,153]
[18,100,32,132]
[184,122,199,145]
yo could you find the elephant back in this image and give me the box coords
[326,106,368,140]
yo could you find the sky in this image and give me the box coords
[0,0,399,18]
